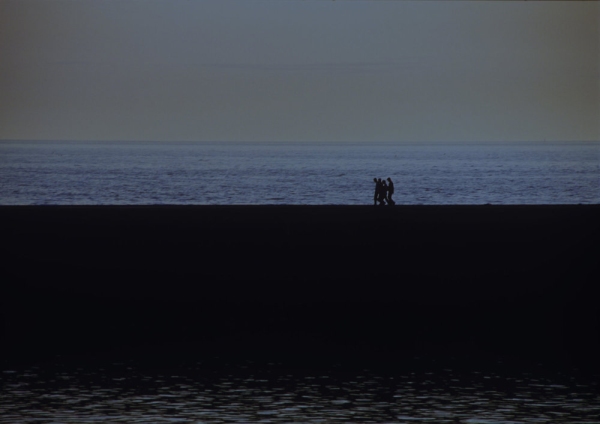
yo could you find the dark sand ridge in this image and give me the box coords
[1,205,598,369]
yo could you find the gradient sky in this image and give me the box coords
[1,0,598,142]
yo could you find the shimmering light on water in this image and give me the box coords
[1,141,598,205]
[1,360,598,423]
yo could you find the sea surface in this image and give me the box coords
[1,357,599,424]
[1,140,598,205]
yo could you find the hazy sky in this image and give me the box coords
[1,0,598,142]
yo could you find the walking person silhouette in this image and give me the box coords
[387,177,395,205]
[381,179,389,204]
[374,178,387,205]
[373,178,380,205]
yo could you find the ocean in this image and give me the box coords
[1,140,598,205]
[1,357,598,423]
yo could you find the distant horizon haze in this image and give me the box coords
[1,0,598,143]
[1,139,598,144]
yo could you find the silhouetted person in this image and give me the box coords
[374,178,386,205]
[387,177,395,205]
[375,178,387,205]
[381,180,389,204]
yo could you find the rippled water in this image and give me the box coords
[1,140,598,205]
[1,358,599,423]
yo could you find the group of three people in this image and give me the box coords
[374,177,395,206]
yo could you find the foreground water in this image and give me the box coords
[1,356,598,423]
[1,141,598,205]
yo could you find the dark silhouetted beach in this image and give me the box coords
[1,205,598,371]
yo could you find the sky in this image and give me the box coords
[0,0,598,142]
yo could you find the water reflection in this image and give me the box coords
[1,359,598,423]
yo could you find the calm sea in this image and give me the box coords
[1,140,598,205]
[1,357,599,423]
